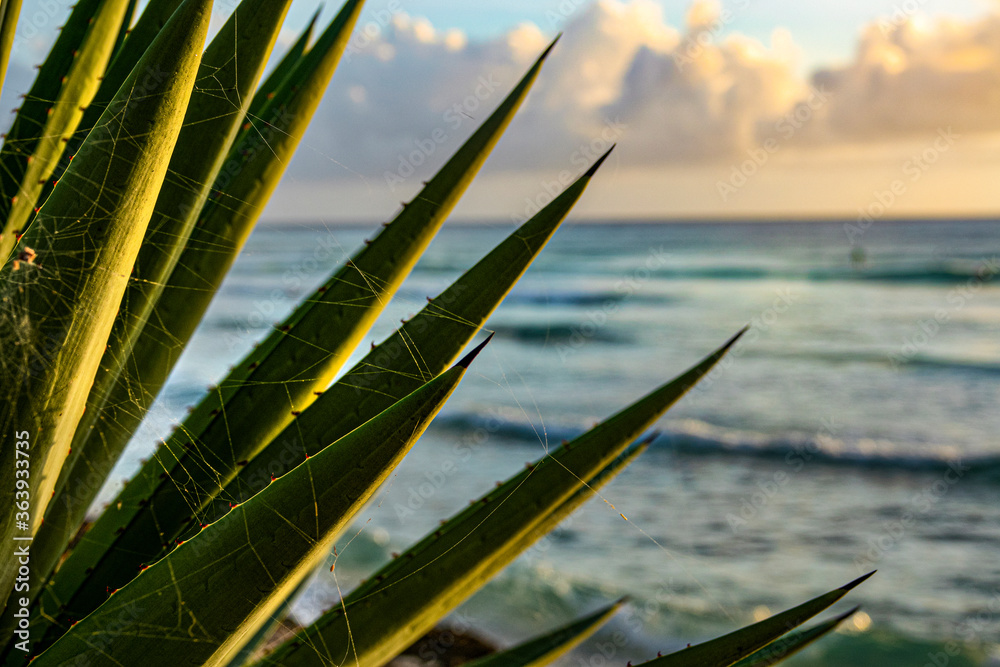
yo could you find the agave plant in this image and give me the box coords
[0,1,867,665]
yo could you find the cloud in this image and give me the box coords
[280,12,548,182]
[811,14,1000,140]
[3,0,997,192]
[281,0,1000,185]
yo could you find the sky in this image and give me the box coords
[4,0,1000,222]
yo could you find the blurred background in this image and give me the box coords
[5,0,1000,664]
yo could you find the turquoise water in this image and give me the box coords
[114,219,1000,665]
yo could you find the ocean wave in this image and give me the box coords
[406,259,996,285]
[747,348,1000,376]
[431,414,1000,477]
[644,261,997,285]
[486,323,631,345]
[423,552,997,667]
[503,290,672,307]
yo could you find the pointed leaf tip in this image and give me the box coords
[639,430,660,446]
[628,442,652,458]
[836,605,861,621]
[540,33,561,60]
[722,325,749,351]
[584,145,615,178]
[841,570,876,591]
[457,332,494,368]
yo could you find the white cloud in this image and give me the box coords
[283,0,1000,186]
[3,0,997,221]
[810,13,1000,140]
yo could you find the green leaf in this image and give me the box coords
[0,0,211,612]
[29,340,487,667]
[464,599,627,667]
[252,332,742,667]
[730,608,859,667]
[192,145,605,666]
[0,0,131,262]
[638,573,873,667]
[19,0,293,623]
[204,146,613,524]
[102,0,185,90]
[28,0,368,639]
[110,0,139,60]
[36,32,559,639]
[74,0,366,451]
[258,423,647,667]
[502,437,651,565]
[254,391,634,667]
[32,0,189,207]
[0,0,23,95]
[245,6,320,123]
[219,578,313,667]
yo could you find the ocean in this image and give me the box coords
[107,218,1000,666]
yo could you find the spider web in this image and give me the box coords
[0,17,746,667]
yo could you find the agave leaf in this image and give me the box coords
[464,600,626,667]
[184,147,605,660]
[0,0,211,611]
[638,573,873,667]
[245,6,320,123]
[118,28,557,469]
[19,0,293,624]
[252,333,742,667]
[110,0,139,59]
[220,578,313,667]
[730,607,859,667]
[0,0,131,262]
[27,0,366,639]
[201,146,612,528]
[502,438,650,566]
[99,0,186,95]
[0,0,23,94]
[37,29,558,636]
[29,341,487,667]
[32,0,191,208]
[258,424,647,667]
[71,0,366,483]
